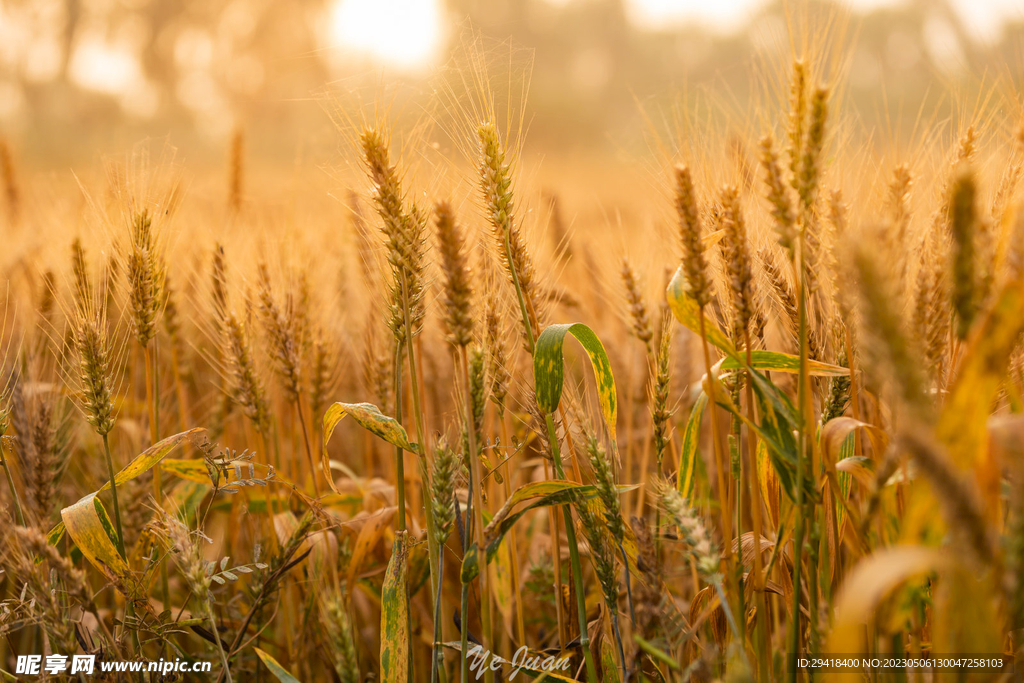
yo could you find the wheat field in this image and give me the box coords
[0,14,1023,683]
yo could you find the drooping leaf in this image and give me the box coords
[60,493,133,593]
[712,365,816,502]
[677,392,707,498]
[490,527,514,627]
[49,429,203,549]
[820,417,887,471]
[485,480,595,535]
[463,484,618,582]
[323,402,418,494]
[255,647,303,683]
[344,506,396,589]
[666,266,735,355]
[380,531,410,683]
[720,350,849,377]
[100,429,205,493]
[827,546,946,659]
[835,454,874,487]
[533,323,618,440]
[160,458,211,484]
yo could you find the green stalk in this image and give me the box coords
[457,348,477,683]
[432,549,445,683]
[102,433,126,559]
[545,414,598,682]
[393,346,407,532]
[733,381,746,649]
[460,480,472,683]
[788,234,810,683]
[712,577,744,644]
[744,333,770,681]
[0,437,24,526]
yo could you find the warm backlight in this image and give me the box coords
[328,0,443,70]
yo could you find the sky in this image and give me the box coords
[327,0,1024,69]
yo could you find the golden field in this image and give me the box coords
[1,12,1024,683]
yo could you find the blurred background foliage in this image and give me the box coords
[1,0,1022,168]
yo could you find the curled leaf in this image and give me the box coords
[323,402,418,494]
[60,494,134,596]
[534,323,617,440]
[827,546,946,666]
[49,429,205,549]
[666,266,735,355]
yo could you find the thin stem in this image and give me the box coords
[207,600,234,683]
[697,315,733,565]
[743,332,769,681]
[102,433,126,559]
[610,604,628,683]
[460,485,472,683]
[788,234,809,683]
[498,412,526,647]
[460,346,494,683]
[459,353,475,683]
[392,346,407,532]
[734,385,746,648]
[845,326,861,457]
[399,279,442,649]
[295,398,320,495]
[712,577,744,645]
[544,458,567,647]
[145,344,171,658]
[170,343,189,431]
[545,413,598,682]
[432,549,445,683]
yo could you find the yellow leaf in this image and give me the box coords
[60,493,135,597]
[380,530,409,683]
[323,402,418,494]
[827,546,945,663]
[666,266,735,355]
[50,429,203,550]
[345,506,396,589]
[533,323,618,441]
[939,278,1024,473]
[819,417,887,471]
[255,647,303,683]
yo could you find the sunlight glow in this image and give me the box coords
[625,0,1024,41]
[328,0,443,69]
[627,0,767,33]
